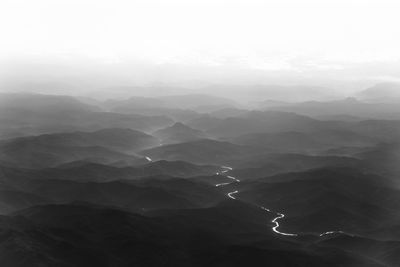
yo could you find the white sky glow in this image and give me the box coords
[1,0,400,100]
[1,0,400,69]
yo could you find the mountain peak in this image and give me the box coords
[153,122,206,144]
[171,122,189,128]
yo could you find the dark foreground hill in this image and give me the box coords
[0,203,386,267]
[0,165,226,213]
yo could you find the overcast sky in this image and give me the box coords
[1,0,400,97]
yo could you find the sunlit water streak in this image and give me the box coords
[215,166,296,236]
[215,165,349,238]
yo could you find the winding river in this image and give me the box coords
[143,156,344,238]
[216,165,346,237]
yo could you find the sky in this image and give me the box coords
[0,0,400,97]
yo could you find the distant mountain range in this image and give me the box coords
[141,139,260,165]
[104,94,238,121]
[0,93,174,139]
[0,128,160,168]
[106,94,238,111]
[2,91,400,266]
[356,82,400,103]
[264,97,400,119]
[188,111,329,137]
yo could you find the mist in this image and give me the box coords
[3,57,400,103]
[2,0,400,102]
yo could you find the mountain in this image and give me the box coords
[1,176,223,212]
[106,94,237,121]
[189,110,400,144]
[106,94,237,110]
[0,128,165,168]
[76,112,173,132]
[0,92,100,113]
[228,153,361,180]
[266,97,400,120]
[234,168,400,239]
[316,234,400,267]
[208,107,249,118]
[186,115,223,132]
[141,139,260,165]
[153,122,207,144]
[356,83,400,103]
[0,100,174,139]
[26,160,219,182]
[135,160,219,178]
[105,96,166,110]
[158,94,237,110]
[0,204,184,267]
[157,94,238,113]
[315,114,367,122]
[2,128,158,153]
[0,203,385,267]
[0,137,145,169]
[2,90,400,266]
[233,132,326,153]
[356,143,400,178]
[188,111,328,138]
[111,105,200,122]
[233,130,377,155]
[0,190,49,214]
[127,176,225,207]
[348,120,400,143]
[0,164,225,212]
[246,85,337,102]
